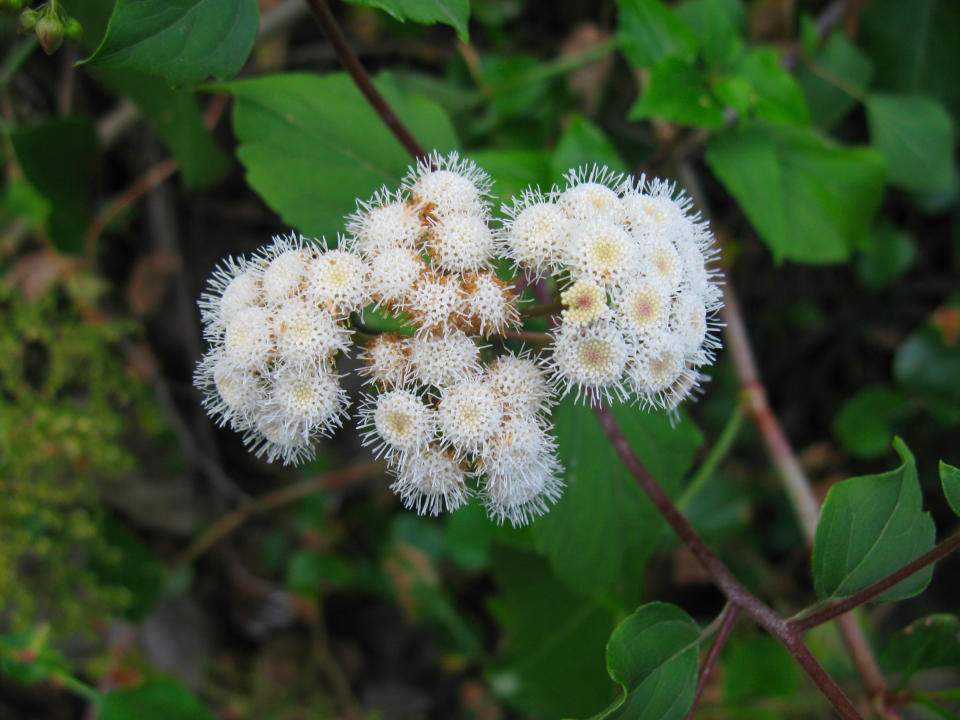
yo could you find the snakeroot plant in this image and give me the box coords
[194,152,723,526]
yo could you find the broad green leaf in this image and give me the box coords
[812,438,936,602]
[343,0,470,41]
[59,0,114,50]
[866,93,956,194]
[532,399,702,606]
[880,614,960,682]
[674,0,743,70]
[797,32,872,129]
[83,0,259,88]
[705,121,885,263]
[592,602,700,720]
[855,221,916,290]
[487,546,614,718]
[832,385,908,459]
[9,116,98,253]
[616,0,698,69]
[894,324,960,410]
[629,56,725,129]
[470,148,551,208]
[551,114,628,178]
[729,48,809,125]
[860,0,960,122]
[100,678,216,720]
[219,72,457,238]
[723,634,799,702]
[95,68,230,188]
[941,462,960,516]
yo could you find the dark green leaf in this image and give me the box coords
[96,68,230,188]
[487,546,614,717]
[881,614,960,681]
[532,399,702,606]
[470,148,551,209]
[88,520,166,622]
[866,93,956,194]
[10,116,98,253]
[797,32,872,129]
[342,0,470,41]
[59,0,114,51]
[674,0,743,70]
[630,56,725,128]
[894,324,960,409]
[593,602,700,720]
[855,221,916,290]
[219,72,457,238]
[812,438,935,602]
[551,114,628,177]
[723,634,799,702]
[617,0,698,68]
[83,0,259,88]
[860,0,960,122]
[705,121,885,263]
[941,462,960,516]
[100,678,216,720]
[832,385,909,459]
[729,48,809,125]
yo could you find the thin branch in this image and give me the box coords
[303,0,427,160]
[519,299,563,318]
[498,329,552,344]
[686,603,739,720]
[170,460,386,572]
[793,528,960,632]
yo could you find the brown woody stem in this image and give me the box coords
[686,603,739,720]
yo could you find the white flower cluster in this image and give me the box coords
[195,151,722,526]
[501,166,722,410]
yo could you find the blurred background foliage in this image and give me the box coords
[0,0,958,718]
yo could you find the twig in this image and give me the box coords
[519,299,563,318]
[686,603,739,720]
[170,460,386,572]
[498,329,552,344]
[303,0,427,161]
[792,528,960,632]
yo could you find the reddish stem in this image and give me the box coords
[686,603,739,720]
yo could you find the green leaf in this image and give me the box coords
[342,0,470,41]
[219,72,457,238]
[894,324,960,410]
[855,221,916,290]
[9,116,98,253]
[796,31,872,129]
[551,114,628,178]
[83,0,259,88]
[881,614,960,682]
[630,56,725,129]
[95,68,230,188]
[832,385,909,459]
[593,602,700,720]
[941,462,960,516]
[860,0,960,122]
[532,399,702,606]
[723,634,799,702]
[487,546,614,718]
[705,121,885,263]
[616,0,698,68]
[812,438,936,602]
[88,519,166,622]
[470,148,551,209]
[728,48,809,125]
[100,678,216,720]
[674,0,743,70]
[866,93,956,194]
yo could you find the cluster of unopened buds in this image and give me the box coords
[195,151,722,526]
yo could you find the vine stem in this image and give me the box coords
[592,403,864,720]
[686,603,739,720]
[304,0,428,161]
[792,528,960,632]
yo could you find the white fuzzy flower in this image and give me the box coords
[668,290,709,357]
[639,235,684,293]
[260,235,307,306]
[359,389,436,461]
[426,212,495,273]
[461,271,519,336]
[626,335,686,402]
[550,321,629,404]
[500,190,568,277]
[273,299,351,366]
[560,277,609,326]
[223,305,274,370]
[404,150,493,219]
[485,352,553,417]
[346,187,423,256]
[564,218,637,288]
[389,445,471,516]
[199,256,261,339]
[614,280,671,340]
[557,165,626,223]
[407,330,480,388]
[306,246,370,315]
[437,379,503,457]
[194,351,263,430]
[402,271,464,336]
[357,333,410,388]
[368,245,424,308]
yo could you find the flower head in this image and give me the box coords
[389,445,471,516]
[403,150,493,219]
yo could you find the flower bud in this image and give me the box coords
[35,14,64,55]
[17,7,38,32]
[63,17,82,42]
[2,0,28,16]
